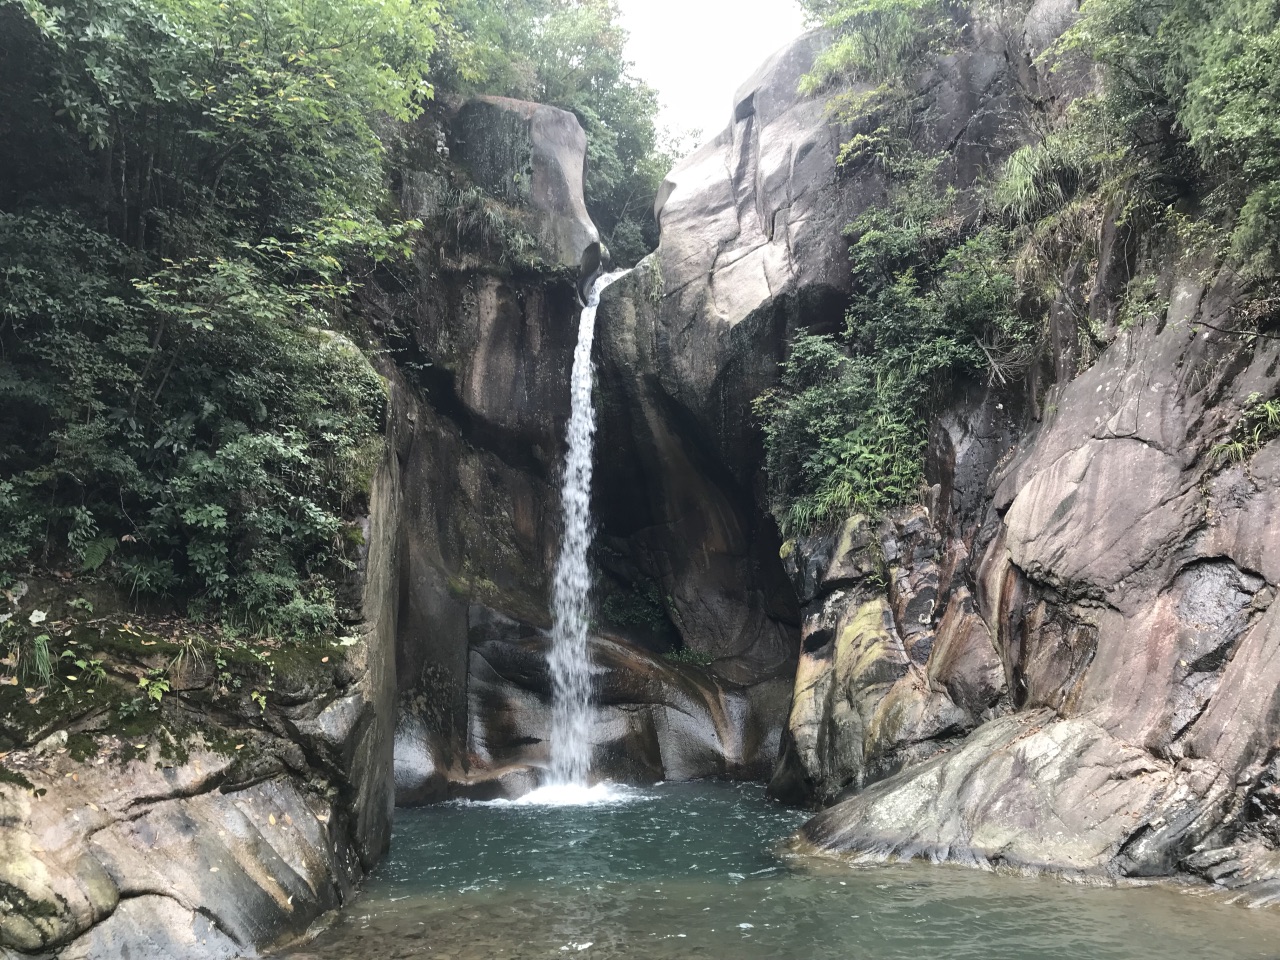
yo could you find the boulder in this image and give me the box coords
[450,96,598,268]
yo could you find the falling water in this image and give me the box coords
[547,270,623,787]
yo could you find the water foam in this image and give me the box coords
[508,782,639,807]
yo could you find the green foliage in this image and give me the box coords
[443,184,542,265]
[0,610,55,687]
[767,0,1280,536]
[993,127,1095,228]
[661,648,715,667]
[600,581,669,634]
[138,670,170,707]
[758,155,1028,533]
[433,0,676,265]
[1212,392,1280,465]
[799,0,959,95]
[1061,0,1280,275]
[0,0,430,635]
[60,650,107,685]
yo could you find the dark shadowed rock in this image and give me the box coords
[450,96,598,267]
[456,623,787,791]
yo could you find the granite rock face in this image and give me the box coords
[768,502,1013,807]
[407,96,599,269]
[792,279,1280,901]
[464,619,789,790]
[590,34,852,685]
[379,94,796,799]
[742,24,1280,893]
[590,19,1040,684]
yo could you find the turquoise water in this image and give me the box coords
[281,782,1280,960]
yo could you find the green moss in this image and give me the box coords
[66,732,98,761]
[0,671,122,750]
[0,765,33,790]
[662,648,715,667]
[0,879,60,918]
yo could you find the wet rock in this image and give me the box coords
[454,627,786,791]
[447,764,540,801]
[393,713,449,806]
[802,711,1179,873]
[56,895,241,960]
[926,589,1005,719]
[0,746,358,958]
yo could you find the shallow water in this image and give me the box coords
[281,782,1280,960]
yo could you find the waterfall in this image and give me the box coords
[546,270,623,786]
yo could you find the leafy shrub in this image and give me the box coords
[600,581,670,634]
[1061,0,1280,275]
[661,648,715,667]
[798,0,960,92]
[0,0,429,634]
[757,154,1028,534]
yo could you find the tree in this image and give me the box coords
[0,0,434,633]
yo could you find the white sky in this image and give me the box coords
[616,0,809,145]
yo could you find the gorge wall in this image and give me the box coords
[8,6,1280,956]
[375,94,795,803]
[628,3,1280,904]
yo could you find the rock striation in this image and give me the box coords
[464,621,788,789]
[793,275,1280,903]
[374,95,794,800]
[684,14,1280,905]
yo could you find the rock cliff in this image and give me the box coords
[793,272,1280,902]
[628,10,1280,904]
[371,95,792,802]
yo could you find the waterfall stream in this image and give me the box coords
[546,270,625,787]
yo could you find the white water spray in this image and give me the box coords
[546,270,623,787]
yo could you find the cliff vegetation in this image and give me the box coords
[758,0,1280,534]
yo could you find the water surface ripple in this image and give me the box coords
[282,782,1280,960]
